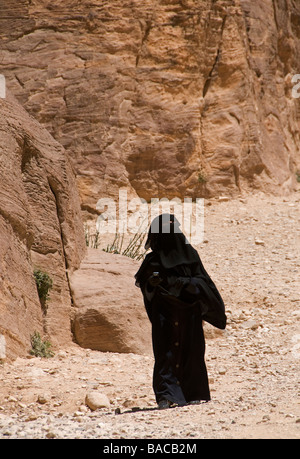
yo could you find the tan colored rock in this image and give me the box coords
[37,394,50,405]
[85,391,111,411]
[1,0,300,219]
[70,249,152,355]
[0,91,86,359]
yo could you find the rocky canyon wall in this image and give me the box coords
[0,0,299,220]
[0,92,86,359]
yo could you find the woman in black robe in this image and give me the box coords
[135,213,226,409]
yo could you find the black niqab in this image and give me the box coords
[136,213,226,330]
[135,213,227,406]
[144,213,200,269]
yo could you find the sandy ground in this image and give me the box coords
[0,191,299,439]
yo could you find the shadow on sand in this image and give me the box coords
[114,400,210,415]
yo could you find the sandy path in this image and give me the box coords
[0,192,299,439]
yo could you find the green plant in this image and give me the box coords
[33,269,53,314]
[103,229,147,261]
[29,331,54,358]
[84,224,100,248]
[296,171,300,183]
[122,230,147,260]
[198,170,208,183]
[103,232,124,255]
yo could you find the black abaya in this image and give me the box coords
[135,214,226,406]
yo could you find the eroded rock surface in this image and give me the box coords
[1,0,299,219]
[0,92,86,359]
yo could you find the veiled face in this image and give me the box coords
[145,214,181,250]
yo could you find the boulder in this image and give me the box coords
[70,249,152,355]
[85,391,111,411]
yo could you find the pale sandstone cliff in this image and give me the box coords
[0,92,86,359]
[1,0,299,219]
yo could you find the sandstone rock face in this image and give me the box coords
[1,0,300,218]
[70,249,152,355]
[0,92,86,359]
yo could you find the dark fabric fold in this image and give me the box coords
[135,213,226,405]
